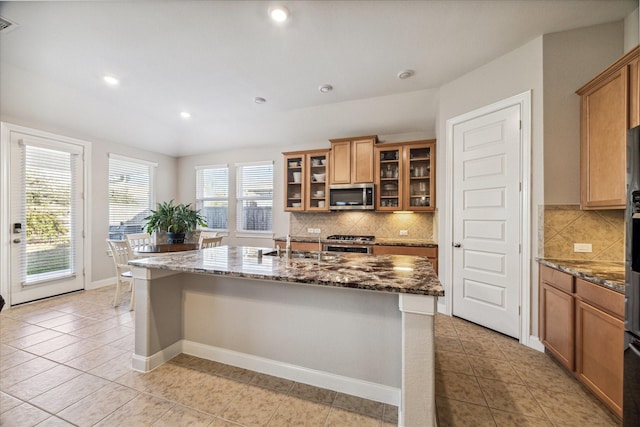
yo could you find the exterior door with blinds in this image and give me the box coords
[10,132,85,305]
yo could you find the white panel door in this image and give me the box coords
[452,104,521,338]
[9,132,85,305]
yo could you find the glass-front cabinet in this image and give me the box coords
[374,140,435,212]
[283,149,329,212]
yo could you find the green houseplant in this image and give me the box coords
[144,200,207,244]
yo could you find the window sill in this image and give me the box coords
[235,232,274,239]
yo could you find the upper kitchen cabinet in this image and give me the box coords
[329,135,377,184]
[576,46,639,210]
[283,150,329,212]
[375,140,436,212]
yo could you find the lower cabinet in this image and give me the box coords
[372,245,438,274]
[274,241,320,252]
[539,265,624,419]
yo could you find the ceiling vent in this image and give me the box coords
[0,16,18,34]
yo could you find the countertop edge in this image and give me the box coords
[537,258,624,294]
[275,236,438,248]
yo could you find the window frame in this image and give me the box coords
[195,164,229,232]
[235,160,274,236]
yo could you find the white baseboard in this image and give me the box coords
[527,335,545,353]
[183,340,400,406]
[88,277,116,290]
[132,340,183,372]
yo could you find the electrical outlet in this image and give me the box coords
[308,228,321,234]
[399,230,409,236]
[574,243,592,253]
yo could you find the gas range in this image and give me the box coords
[326,235,375,242]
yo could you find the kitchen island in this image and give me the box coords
[129,246,443,426]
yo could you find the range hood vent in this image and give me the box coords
[0,16,18,34]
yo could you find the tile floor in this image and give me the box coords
[0,286,622,426]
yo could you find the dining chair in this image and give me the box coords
[199,235,223,249]
[125,232,152,258]
[106,239,135,311]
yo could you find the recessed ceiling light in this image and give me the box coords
[254,97,267,104]
[318,84,333,93]
[269,6,289,22]
[103,75,119,86]
[180,111,191,119]
[397,69,415,80]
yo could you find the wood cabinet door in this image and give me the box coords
[539,282,575,370]
[580,64,628,209]
[575,300,624,418]
[351,138,374,183]
[630,56,639,128]
[283,153,305,212]
[330,140,351,184]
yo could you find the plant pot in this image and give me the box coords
[167,232,186,244]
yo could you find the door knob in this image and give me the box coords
[13,238,21,244]
[453,242,462,248]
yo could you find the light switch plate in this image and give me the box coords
[574,243,592,253]
[308,228,321,234]
[400,230,409,236]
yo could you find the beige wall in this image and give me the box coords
[436,36,545,338]
[624,6,639,53]
[542,22,624,205]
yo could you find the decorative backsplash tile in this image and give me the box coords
[290,211,435,241]
[542,205,624,261]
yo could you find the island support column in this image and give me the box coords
[398,293,438,427]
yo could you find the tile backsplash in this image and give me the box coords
[542,205,624,261]
[290,211,435,241]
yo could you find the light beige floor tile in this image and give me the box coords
[94,392,173,426]
[436,350,474,375]
[460,339,506,360]
[34,416,76,426]
[490,408,553,427]
[435,335,464,353]
[513,363,583,394]
[143,363,206,402]
[324,407,382,427]
[152,404,215,427]
[250,372,294,393]
[210,418,246,427]
[220,384,286,426]
[88,351,134,381]
[64,344,128,371]
[88,325,134,346]
[108,334,134,351]
[267,395,330,426]
[176,374,247,416]
[41,339,105,363]
[477,377,547,418]
[5,364,82,401]
[57,382,139,426]
[0,343,18,357]
[435,396,495,427]
[468,355,524,384]
[50,317,99,334]
[114,370,155,392]
[0,402,50,427]
[529,387,620,427]
[0,323,47,343]
[435,370,487,406]
[333,393,385,418]
[216,363,257,383]
[1,390,23,414]
[0,348,37,372]
[22,333,82,356]
[67,319,120,338]
[6,329,64,349]
[0,357,58,389]
[288,382,336,405]
[32,313,84,329]
[29,373,110,413]
[20,310,68,325]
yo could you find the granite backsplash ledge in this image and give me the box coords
[541,205,624,262]
[290,211,434,241]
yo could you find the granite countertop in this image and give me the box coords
[274,236,438,248]
[129,246,444,297]
[538,258,625,294]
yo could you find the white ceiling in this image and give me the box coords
[0,1,636,157]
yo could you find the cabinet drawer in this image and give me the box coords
[539,265,574,293]
[576,278,624,319]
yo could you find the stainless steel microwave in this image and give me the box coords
[329,183,374,210]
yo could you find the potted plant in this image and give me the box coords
[144,200,207,244]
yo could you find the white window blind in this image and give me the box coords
[20,144,79,284]
[108,155,155,240]
[236,161,273,233]
[196,165,229,230]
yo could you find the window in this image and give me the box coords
[236,161,273,233]
[108,154,156,240]
[196,165,229,230]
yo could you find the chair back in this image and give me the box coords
[199,235,223,249]
[126,233,152,256]
[107,239,131,272]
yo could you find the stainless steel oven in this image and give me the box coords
[323,244,372,254]
[323,235,374,254]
